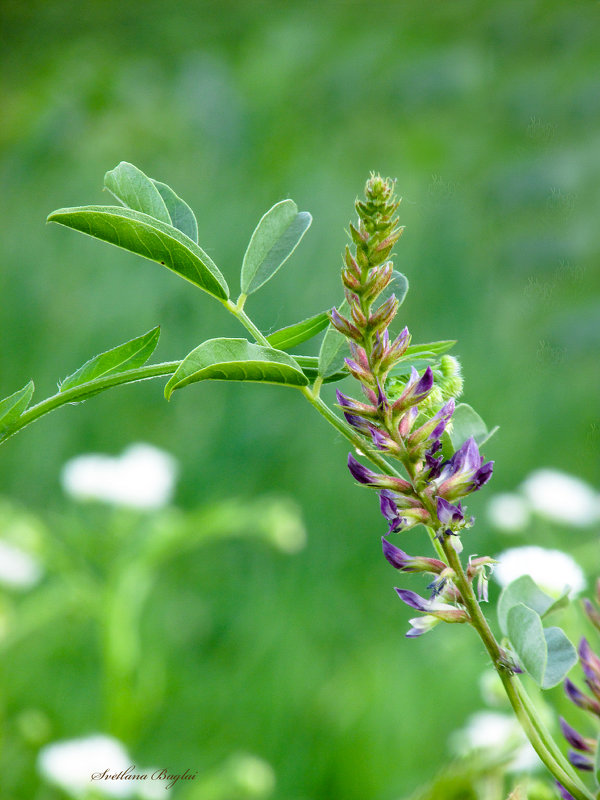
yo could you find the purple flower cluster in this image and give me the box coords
[330,174,494,637]
[560,584,600,781]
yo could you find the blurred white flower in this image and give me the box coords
[486,493,531,532]
[37,734,134,798]
[521,469,600,527]
[0,540,42,589]
[493,546,586,597]
[61,444,178,510]
[452,711,539,773]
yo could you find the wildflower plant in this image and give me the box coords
[0,163,597,799]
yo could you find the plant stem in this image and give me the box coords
[0,361,179,444]
[440,537,594,800]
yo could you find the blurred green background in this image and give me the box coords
[1,0,599,798]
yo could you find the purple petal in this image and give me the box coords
[559,717,592,752]
[436,497,464,525]
[413,366,434,401]
[347,453,374,484]
[568,750,593,771]
[343,412,371,434]
[394,588,430,612]
[382,538,411,570]
[474,460,494,488]
[555,782,576,800]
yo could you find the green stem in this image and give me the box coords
[225,299,404,479]
[0,361,179,445]
[440,537,593,800]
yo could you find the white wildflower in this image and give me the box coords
[452,711,540,773]
[0,540,42,589]
[493,546,586,597]
[37,734,133,798]
[521,469,600,527]
[486,493,531,532]
[61,444,178,510]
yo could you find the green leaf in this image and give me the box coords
[595,735,600,784]
[498,575,558,636]
[241,200,312,295]
[266,311,330,351]
[542,626,577,689]
[292,355,346,384]
[381,270,409,307]
[507,603,547,685]
[506,603,577,688]
[449,403,498,449]
[104,162,171,224]
[151,179,198,243]
[165,338,308,399]
[404,340,456,358]
[318,300,349,378]
[60,327,161,393]
[48,205,229,300]
[0,381,34,432]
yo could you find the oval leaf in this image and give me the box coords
[498,575,558,636]
[241,200,312,295]
[292,355,346,384]
[104,162,171,224]
[507,603,547,685]
[381,270,409,307]
[47,205,229,300]
[60,327,161,392]
[0,380,34,432]
[152,179,198,243]
[266,311,330,351]
[405,340,456,358]
[542,626,577,689]
[165,338,308,399]
[449,403,497,449]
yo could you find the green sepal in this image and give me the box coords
[595,736,600,785]
[165,338,308,399]
[266,311,330,351]
[60,327,161,393]
[47,205,229,300]
[104,161,171,224]
[0,380,35,433]
[241,200,312,295]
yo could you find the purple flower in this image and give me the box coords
[564,678,600,716]
[406,615,440,638]
[347,454,413,494]
[568,750,594,771]
[391,366,434,415]
[336,390,378,420]
[434,437,494,501]
[559,717,593,752]
[381,537,445,574]
[555,782,576,800]
[579,638,600,698]
[378,489,429,532]
[343,412,372,435]
[436,497,464,526]
[407,399,455,449]
[394,588,468,624]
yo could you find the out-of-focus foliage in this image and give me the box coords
[0,1,599,798]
